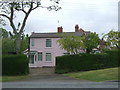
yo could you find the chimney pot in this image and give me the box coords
[75,24,79,32]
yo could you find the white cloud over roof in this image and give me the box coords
[2,0,119,38]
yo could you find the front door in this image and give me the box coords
[28,51,37,67]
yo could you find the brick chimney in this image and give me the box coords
[57,26,63,33]
[75,24,79,32]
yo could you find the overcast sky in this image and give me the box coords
[2,0,119,37]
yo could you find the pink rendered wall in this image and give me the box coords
[29,38,66,67]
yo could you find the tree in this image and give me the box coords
[1,28,29,54]
[102,30,120,49]
[1,28,16,54]
[0,28,9,38]
[20,34,29,52]
[2,38,16,54]
[8,31,29,53]
[0,0,61,53]
[83,32,100,53]
[57,33,84,54]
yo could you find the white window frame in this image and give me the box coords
[29,51,36,64]
[46,39,52,47]
[46,53,52,61]
[29,54,34,64]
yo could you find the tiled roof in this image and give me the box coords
[30,31,90,38]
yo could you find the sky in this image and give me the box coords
[1,0,119,38]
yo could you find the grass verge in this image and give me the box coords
[64,67,119,82]
[0,75,29,82]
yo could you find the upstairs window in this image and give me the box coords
[46,39,51,47]
[31,39,34,46]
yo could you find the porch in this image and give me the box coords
[28,51,55,68]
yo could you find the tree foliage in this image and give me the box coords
[102,30,120,49]
[20,34,29,52]
[1,28,28,54]
[0,28,9,38]
[2,38,16,54]
[83,32,100,53]
[0,0,61,53]
[57,33,85,54]
[57,32,100,54]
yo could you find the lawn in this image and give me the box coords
[64,67,119,82]
[0,75,29,82]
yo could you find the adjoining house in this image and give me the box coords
[99,39,107,49]
[92,39,107,53]
[28,25,90,68]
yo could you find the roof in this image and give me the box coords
[99,39,107,45]
[30,31,90,38]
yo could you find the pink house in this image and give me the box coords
[28,25,90,68]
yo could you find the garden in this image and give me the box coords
[1,28,29,82]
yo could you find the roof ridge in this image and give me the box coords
[32,31,89,34]
[30,31,91,38]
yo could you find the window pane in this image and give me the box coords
[38,53,42,61]
[31,39,34,46]
[46,39,51,47]
[46,53,51,61]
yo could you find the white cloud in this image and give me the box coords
[2,0,119,37]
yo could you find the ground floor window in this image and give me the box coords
[46,53,51,61]
[38,52,42,61]
[28,52,52,63]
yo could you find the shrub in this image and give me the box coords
[55,50,119,74]
[2,54,29,76]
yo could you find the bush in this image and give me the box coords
[55,50,119,74]
[2,54,29,76]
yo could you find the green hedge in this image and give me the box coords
[55,50,119,74]
[2,54,29,76]
[105,50,120,67]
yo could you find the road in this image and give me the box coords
[2,68,119,88]
[2,74,119,88]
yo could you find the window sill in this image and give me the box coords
[45,61,52,63]
[45,47,52,49]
